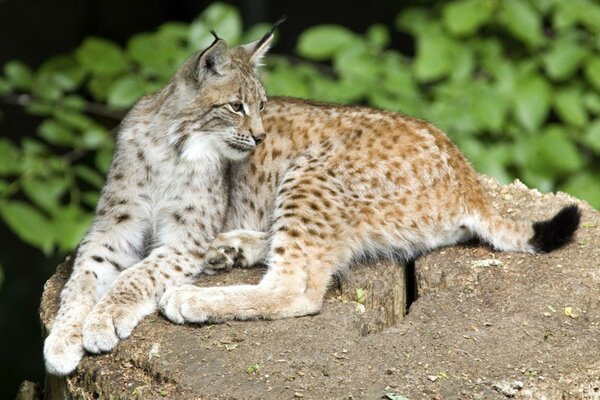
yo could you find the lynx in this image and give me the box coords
[44,27,580,376]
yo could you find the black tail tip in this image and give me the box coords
[529,204,581,253]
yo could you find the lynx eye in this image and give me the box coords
[259,101,266,112]
[228,102,244,113]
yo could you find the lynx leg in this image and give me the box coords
[161,158,351,323]
[44,217,145,375]
[204,230,269,272]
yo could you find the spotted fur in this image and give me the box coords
[45,30,580,376]
[44,34,273,376]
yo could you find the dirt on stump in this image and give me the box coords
[38,177,600,400]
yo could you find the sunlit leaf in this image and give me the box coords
[189,2,242,49]
[443,0,495,36]
[561,172,600,209]
[76,37,129,76]
[297,25,357,61]
[524,126,583,176]
[107,76,146,108]
[367,24,390,47]
[554,86,588,127]
[583,119,600,155]
[584,57,600,92]
[413,26,457,82]
[543,37,588,81]
[512,75,551,132]
[499,0,544,47]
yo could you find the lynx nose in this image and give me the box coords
[252,133,266,145]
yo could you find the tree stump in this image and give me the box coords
[38,177,600,399]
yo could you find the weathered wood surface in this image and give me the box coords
[38,177,600,399]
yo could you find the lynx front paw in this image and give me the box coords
[159,285,210,324]
[44,328,84,376]
[82,303,147,353]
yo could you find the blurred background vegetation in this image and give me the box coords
[1,0,599,395]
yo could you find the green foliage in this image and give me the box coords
[269,0,600,209]
[0,1,599,264]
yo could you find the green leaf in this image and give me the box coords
[554,86,587,127]
[583,119,600,154]
[584,92,600,114]
[38,119,75,146]
[413,26,457,82]
[127,33,183,80]
[82,191,101,208]
[22,177,69,213]
[31,74,62,101]
[584,57,600,92]
[443,0,495,36]
[3,60,34,90]
[75,165,105,188]
[36,55,86,91]
[525,126,583,176]
[334,42,379,82]
[241,23,273,43]
[297,25,357,61]
[25,100,54,116]
[87,75,115,102]
[95,147,114,174]
[543,37,588,81]
[0,138,20,175]
[189,3,242,49]
[0,201,54,254]
[79,126,110,150]
[513,75,551,132]
[499,0,544,47]
[0,77,12,94]
[263,60,310,98]
[107,76,146,108]
[76,37,129,76]
[395,8,433,34]
[561,172,600,209]
[472,85,510,132]
[53,108,95,131]
[52,205,93,253]
[367,24,390,47]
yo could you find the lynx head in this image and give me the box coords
[166,26,278,161]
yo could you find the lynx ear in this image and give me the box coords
[242,16,286,67]
[192,38,231,81]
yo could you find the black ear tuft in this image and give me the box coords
[529,204,581,252]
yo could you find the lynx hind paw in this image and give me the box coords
[203,230,268,273]
[44,328,84,376]
[204,245,244,273]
